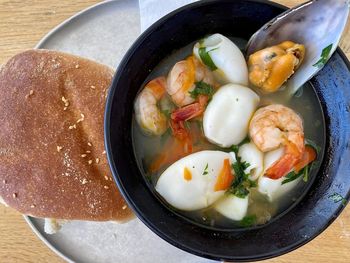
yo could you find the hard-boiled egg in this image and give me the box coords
[155,151,235,211]
[214,194,249,221]
[193,33,248,85]
[203,84,260,147]
[238,142,264,181]
[258,147,302,201]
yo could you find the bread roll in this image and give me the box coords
[0,50,133,222]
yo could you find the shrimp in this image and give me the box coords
[170,95,208,122]
[167,55,216,107]
[249,104,305,179]
[134,77,168,136]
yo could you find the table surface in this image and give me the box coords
[0,0,349,262]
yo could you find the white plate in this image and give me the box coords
[24,1,214,262]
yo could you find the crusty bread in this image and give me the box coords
[0,50,133,222]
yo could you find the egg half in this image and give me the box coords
[193,33,248,85]
[155,151,235,211]
[203,84,260,147]
[214,195,249,221]
[238,142,264,181]
[258,147,302,201]
[213,143,263,221]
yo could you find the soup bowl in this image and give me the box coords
[104,0,350,261]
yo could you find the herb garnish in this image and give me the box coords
[329,193,347,205]
[203,163,209,176]
[313,44,333,68]
[238,137,250,147]
[249,180,258,188]
[282,140,319,185]
[282,165,309,185]
[302,164,310,182]
[231,186,250,198]
[227,145,255,198]
[161,109,171,119]
[189,81,214,99]
[240,215,257,227]
[305,139,321,156]
[198,47,218,71]
[184,121,191,130]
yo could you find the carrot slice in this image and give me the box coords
[149,94,209,174]
[149,153,167,174]
[294,145,317,173]
[214,159,234,192]
[149,135,193,174]
[183,167,192,181]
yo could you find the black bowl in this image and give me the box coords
[105,0,350,261]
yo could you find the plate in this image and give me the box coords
[24,0,213,262]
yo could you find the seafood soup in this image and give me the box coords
[132,34,325,228]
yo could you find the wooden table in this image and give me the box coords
[0,0,349,262]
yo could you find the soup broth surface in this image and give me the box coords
[132,37,325,229]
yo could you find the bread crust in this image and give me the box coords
[0,50,133,222]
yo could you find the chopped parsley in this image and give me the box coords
[189,81,214,99]
[161,109,171,119]
[203,163,209,175]
[238,137,250,147]
[282,166,308,185]
[198,47,218,71]
[159,96,176,119]
[227,145,255,198]
[302,165,309,182]
[282,140,319,185]
[249,179,258,188]
[231,185,250,198]
[184,121,191,130]
[305,139,321,156]
[313,44,333,68]
[329,193,347,205]
[240,215,257,227]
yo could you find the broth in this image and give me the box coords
[132,37,325,229]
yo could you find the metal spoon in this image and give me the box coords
[246,0,349,95]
